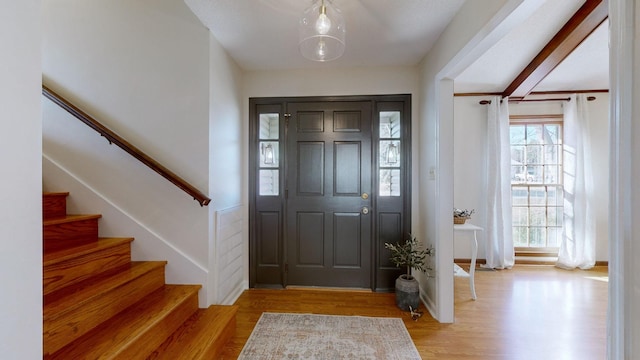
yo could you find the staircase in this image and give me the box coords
[43,192,237,359]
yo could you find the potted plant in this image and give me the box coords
[453,208,475,224]
[384,234,434,311]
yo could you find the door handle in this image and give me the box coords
[362,207,369,215]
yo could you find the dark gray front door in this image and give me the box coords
[249,95,411,291]
[285,101,372,287]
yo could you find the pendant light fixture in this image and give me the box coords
[299,0,345,62]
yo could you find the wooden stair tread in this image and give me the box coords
[44,261,168,355]
[49,285,201,360]
[44,261,167,317]
[43,214,102,226]
[150,305,239,359]
[44,237,133,264]
[41,190,238,357]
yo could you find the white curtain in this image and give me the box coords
[556,94,595,269]
[484,96,514,269]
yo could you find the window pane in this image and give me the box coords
[259,113,279,140]
[548,227,562,247]
[527,125,544,144]
[527,165,542,183]
[512,166,525,183]
[380,169,400,196]
[511,145,526,183]
[259,170,279,196]
[527,145,543,164]
[512,145,526,163]
[511,125,526,145]
[259,141,279,167]
[530,207,546,226]
[512,187,528,206]
[544,144,560,164]
[380,111,401,139]
[513,227,528,247]
[380,140,401,167]
[547,207,562,226]
[544,165,560,184]
[544,124,560,144]
[529,227,545,247]
[529,187,546,206]
[548,186,563,206]
[512,207,528,226]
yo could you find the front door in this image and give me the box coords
[249,95,411,291]
[285,101,372,287]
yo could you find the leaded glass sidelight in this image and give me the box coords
[258,113,280,196]
[380,140,401,167]
[259,113,279,139]
[379,111,401,197]
[259,169,279,196]
[259,142,279,167]
[380,169,401,197]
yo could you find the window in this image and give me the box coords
[379,111,401,196]
[258,113,280,196]
[510,117,563,251]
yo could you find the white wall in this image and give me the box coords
[0,0,42,357]
[608,0,640,356]
[42,158,209,300]
[42,0,213,304]
[245,66,419,99]
[452,97,489,260]
[417,0,525,323]
[208,34,246,305]
[453,94,610,262]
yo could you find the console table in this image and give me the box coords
[454,223,483,300]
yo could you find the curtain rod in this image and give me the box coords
[478,96,596,105]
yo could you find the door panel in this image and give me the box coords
[334,142,361,195]
[297,142,324,195]
[334,212,362,267]
[296,212,325,266]
[286,101,372,288]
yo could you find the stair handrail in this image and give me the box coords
[42,85,211,207]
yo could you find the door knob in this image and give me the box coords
[362,207,369,215]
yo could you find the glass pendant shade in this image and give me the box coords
[299,0,345,62]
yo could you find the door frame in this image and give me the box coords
[248,94,412,291]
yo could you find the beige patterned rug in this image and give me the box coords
[238,312,422,359]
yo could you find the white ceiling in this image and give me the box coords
[185,0,466,70]
[453,0,609,94]
[185,0,609,93]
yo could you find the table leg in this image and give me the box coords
[470,230,478,300]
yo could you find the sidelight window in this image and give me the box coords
[258,113,280,196]
[379,111,401,196]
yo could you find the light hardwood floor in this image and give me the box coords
[220,265,608,359]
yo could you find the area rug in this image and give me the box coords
[237,312,422,360]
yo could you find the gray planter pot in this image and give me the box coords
[395,274,420,311]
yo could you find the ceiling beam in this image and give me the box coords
[501,0,608,100]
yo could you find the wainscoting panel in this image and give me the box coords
[215,205,245,305]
